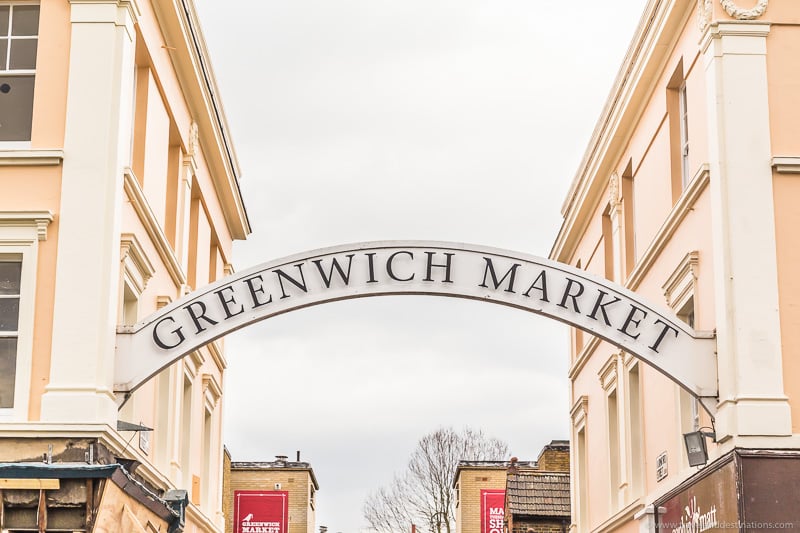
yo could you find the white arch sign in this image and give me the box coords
[115,241,717,409]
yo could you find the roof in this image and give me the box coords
[506,472,570,518]
[452,460,535,488]
[231,461,319,489]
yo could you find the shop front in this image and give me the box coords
[655,450,800,532]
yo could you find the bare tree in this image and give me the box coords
[363,427,509,533]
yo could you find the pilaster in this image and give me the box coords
[40,1,138,423]
[702,21,791,439]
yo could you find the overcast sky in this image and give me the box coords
[191,2,649,531]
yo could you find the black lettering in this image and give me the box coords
[365,253,378,283]
[618,304,648,340]
[386,251,415,282]
[152,316,185,349]
[522,270,549,301]
[312,254,355,288]
[243,274,273,308]
[183,301,219,334]
[273,264,308,299]
[214,286,244,319]
[479,257,520,293]
[587,290,621,327]
[557,278,584,313]
[423,252,454,283]
[649,318,680,352]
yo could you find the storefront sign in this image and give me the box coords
[115,242,717,405]
[656,459,738,532]
[233,491,288,533]
[481,489,505,533]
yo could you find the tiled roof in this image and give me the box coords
[506,472,570,517]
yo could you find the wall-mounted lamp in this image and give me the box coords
[682,429,716,467]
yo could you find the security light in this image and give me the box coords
[683,430,716,467]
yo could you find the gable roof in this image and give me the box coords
[506,472,570,517]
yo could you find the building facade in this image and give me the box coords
[454,443,571,533]
[504,441,570,533]
[0,0,248,531]
[223,452,319,533]
[551,0,800,531]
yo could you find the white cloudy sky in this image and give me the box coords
[192,1,648,531]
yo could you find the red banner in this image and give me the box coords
[480,489,505,533]
[233,490,289,533]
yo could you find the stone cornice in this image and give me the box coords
[150,0,250,240]
[551,0,696,263]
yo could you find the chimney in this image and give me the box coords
[275,455,288,464]
[297,450,301,462]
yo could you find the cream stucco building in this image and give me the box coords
[0,0,248,531]
[551,0,800,531]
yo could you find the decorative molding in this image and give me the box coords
[188,121,199,157]
[156,295,172,309]
[719,0,768,20]
[0,211,54,241]
[568,335,601,380]
[206,339,228,372]
[123,169,186,287]
[571,396,589,430]
[609,172,620,210]
[202,373,222,410]
[120,233,156,294]
[698,0,712,32]
[772,157,800,174]
[662,251,700,310]
[627,165,709,291]
[0,150,64,166]
[599,353,620,392]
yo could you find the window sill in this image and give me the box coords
[0,149,64,166]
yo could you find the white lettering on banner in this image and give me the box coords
[114,241,717,410]
[489,507,504,533]
[670,496,718,533]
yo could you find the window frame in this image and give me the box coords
[0,1,40,146]
[0,211,52,420]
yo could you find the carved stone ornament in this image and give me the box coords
[698,0,712,31]
[719,0,768,20]
[188,121,199,156]
[609,172,620,210]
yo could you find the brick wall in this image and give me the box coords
[535,447,569,473]
[454,466,508,533]
[225,467,315,533]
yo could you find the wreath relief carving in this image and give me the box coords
[719,0,768,20]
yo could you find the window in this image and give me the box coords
[668,61,691,201]
[0,211,51,419]
[0,4,39,142]
[0,259,21,408]
[678,84,690,188]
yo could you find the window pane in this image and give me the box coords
[11,5,39,37]
[0,7,9,37]
[9,38,36,69]
[0,337,17,408]
[0,39,7,70]
[0,74,34,141]
[0,261,21,295]
[0,298,20,331]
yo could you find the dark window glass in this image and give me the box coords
[0,337,17,408]
[11,5,39,36]
[9,38,35,69]
[0,261,21,295]
[0,7,9,36]
[0,298,20,331]
[0,75,34,141]
[0,39,7,69]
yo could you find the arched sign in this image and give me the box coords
[115,241,717,411]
